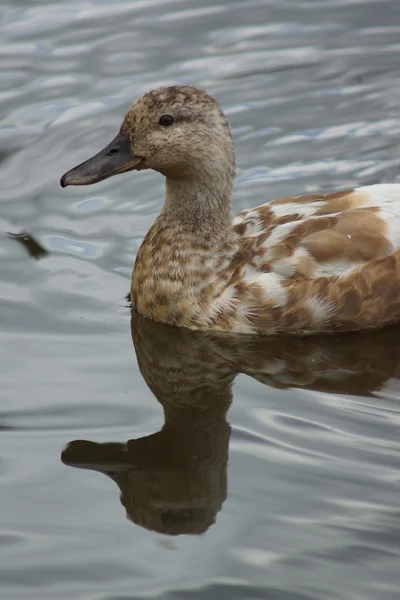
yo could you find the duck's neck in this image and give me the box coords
[131,165,239,327]
[163,170,234,240]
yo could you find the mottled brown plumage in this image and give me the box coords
[61,85,400,334]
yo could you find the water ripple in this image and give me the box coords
[1,0,400,599]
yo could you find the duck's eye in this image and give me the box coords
[159,115,174,126]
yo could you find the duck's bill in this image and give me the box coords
[60,133,142,187]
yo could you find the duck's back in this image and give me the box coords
[225,184,400,334]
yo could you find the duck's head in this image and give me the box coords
[60,85,235,187]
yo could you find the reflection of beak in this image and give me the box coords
[60,133,142,187]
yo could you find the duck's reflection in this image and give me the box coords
[62,312,400,535]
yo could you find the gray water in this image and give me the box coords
[1,0,400,599]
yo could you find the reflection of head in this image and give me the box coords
[117,430,230,535]
[62,402,231,536]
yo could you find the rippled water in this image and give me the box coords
[2,0,400,599]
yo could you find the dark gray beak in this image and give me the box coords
[60,133,142,187]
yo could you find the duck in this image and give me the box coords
[61,85,400,335]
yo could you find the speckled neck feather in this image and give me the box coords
[163,172,234,238]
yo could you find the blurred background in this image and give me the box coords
[1,1,400,599]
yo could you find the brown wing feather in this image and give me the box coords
[228,186,400,334]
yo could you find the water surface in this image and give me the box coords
[1,1,400,599]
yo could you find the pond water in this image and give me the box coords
[1,0,400,599]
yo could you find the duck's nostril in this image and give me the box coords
[108,146,120,156]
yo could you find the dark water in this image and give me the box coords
[1,0,400,599]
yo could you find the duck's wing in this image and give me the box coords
[228,184,400,334]
[233,185,400,279]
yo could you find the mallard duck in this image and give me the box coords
[61,85,400,335]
